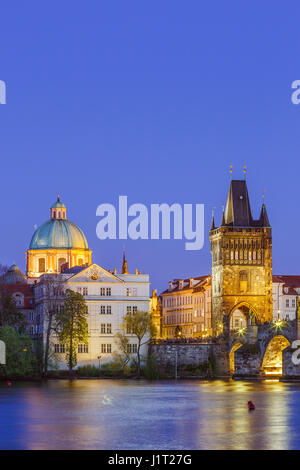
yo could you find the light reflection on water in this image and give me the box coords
[0,379,299,450]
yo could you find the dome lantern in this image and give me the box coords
[51,194,66,220]
[26,196,92,278]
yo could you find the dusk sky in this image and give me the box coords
[1,1,300,292]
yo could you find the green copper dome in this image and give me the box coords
[1,265,26,284]
[29,219,88,250]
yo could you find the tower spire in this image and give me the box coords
[221,205,225,226]
[259,190,270,227]
[243,165,247,179]
[210,207,216,231]
[122,247,128,274]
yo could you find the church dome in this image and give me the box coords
[29,196,89,250]
[29,219,88,250]
[1,265,26,284]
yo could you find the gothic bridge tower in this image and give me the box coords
[209,179,272,335]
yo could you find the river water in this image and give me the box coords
[0,379,299,450]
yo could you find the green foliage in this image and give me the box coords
[142,353,165,379]
[77,365,101,377]
[0,325,38,377]
[0,293,26,331]
[56,289,88,371]
[114,332,131,367]
[100,360,133,377]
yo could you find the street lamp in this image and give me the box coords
[97,355,102,371]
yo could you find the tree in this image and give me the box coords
[114,331,131,368]
[0,292,26,331]
[121,310,155,377]
[0,325,37,377]
[38,275,65,376]
[56,289,88,373]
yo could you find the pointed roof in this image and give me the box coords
[224,180,253,226]
[210,214,215,231]
[122,249,128,274]
[221,207,225,226]
[259,203,271,227]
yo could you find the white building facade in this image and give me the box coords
[34,263,150,369]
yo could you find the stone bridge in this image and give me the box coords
[151,320,300,378]
[229,320,300,377]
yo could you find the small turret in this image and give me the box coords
[122,249,128,274]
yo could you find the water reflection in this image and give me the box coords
[0,379,300,449]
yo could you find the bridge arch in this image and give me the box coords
[228,302,258,331]
[262,335,290,376]
[229,342,243,375]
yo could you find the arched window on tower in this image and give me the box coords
[39,258,46,273]
[53,211,56,219]
[239,271,248,293]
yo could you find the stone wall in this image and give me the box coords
[150,342,229,377]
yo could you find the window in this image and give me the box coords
[127,344,137,354]
[78,344,88,353]
[132,306,137,314]
[292,299,296,308]
[58,258,66,272]
[77,287,82,294]
[101,305,106,314]
[78,259,84,266]
[239,271,248,293]
[106,288,111,296]
[132,288,137,296]
[101,324,112,334]
[127,306,132,315]
[39,258,46,273]
[83,287,88,296]
[107,306,112,314]
[54,344,65,354]
[13,293,24,307]
[100,287,106,296]
[101,344,112,354]
[286,299,290,308]
[127,288,131,296]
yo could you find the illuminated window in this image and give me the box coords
[39,258,45,273]
[78,259,83,266]
[239,271,248,293]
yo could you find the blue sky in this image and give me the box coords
[1,1,300,292]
